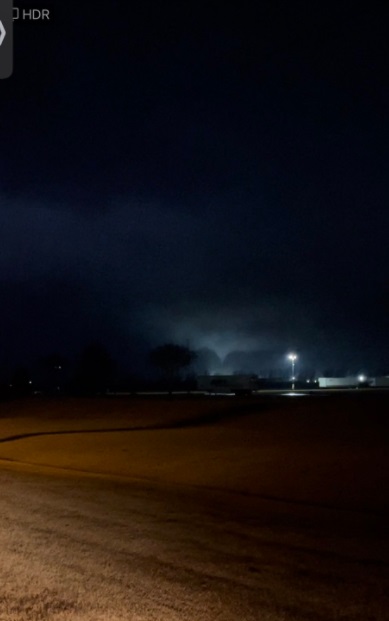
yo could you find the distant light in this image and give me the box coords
[306,379,310,383]
[358,375,366,382]
[288,353,298,361]
[29,381,32,384]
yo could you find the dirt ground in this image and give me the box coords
[0,392,388,513]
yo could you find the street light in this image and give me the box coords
[287,353,298,385]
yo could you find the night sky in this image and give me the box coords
[1,2,388,376]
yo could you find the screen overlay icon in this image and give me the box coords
[0,0,13,79]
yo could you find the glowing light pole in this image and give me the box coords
[288,353,298,389]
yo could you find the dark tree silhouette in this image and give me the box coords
[75,342,115,394]
[10,366,32,396]
[149,344,196,387]
[41,352,66,392]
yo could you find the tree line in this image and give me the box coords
[1,343,197,398]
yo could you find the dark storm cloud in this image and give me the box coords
[2,187,387,371]
[0,3,388,372]
[0,194,305,359]
[5,2,386,207]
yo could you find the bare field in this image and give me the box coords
[0,393,388,621]
[0,393,388,512]
[0,396,230,433]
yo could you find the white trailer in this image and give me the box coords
[318,376,360,388]
[196,375,259,395]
